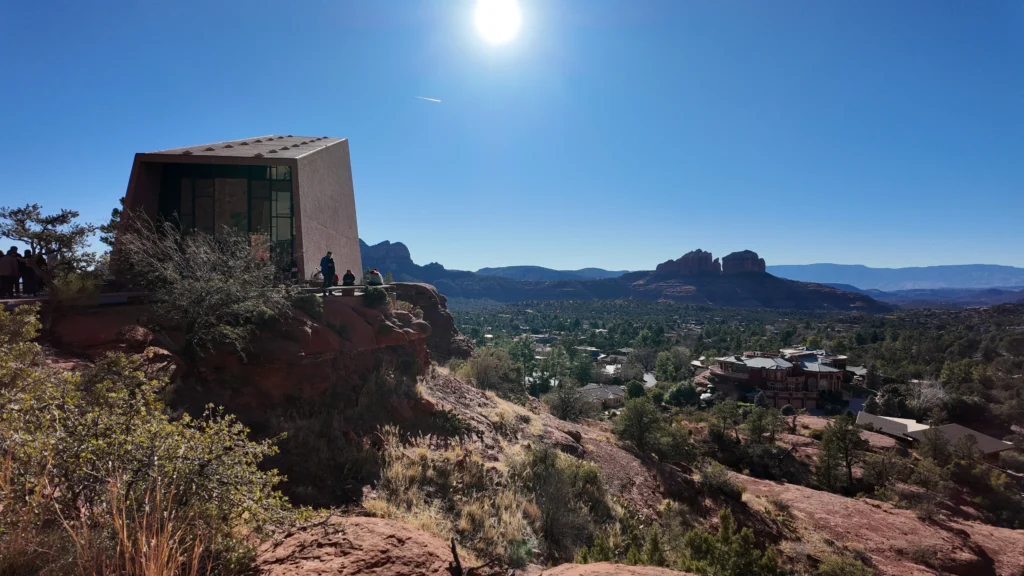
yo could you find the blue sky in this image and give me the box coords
[2,0,1022,271]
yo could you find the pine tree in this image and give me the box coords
[643,527,668,567]
[754,391,770,409]
[863,395,880,415]
[816,431,844,492]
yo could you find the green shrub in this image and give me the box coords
[0,305,288,574]
[363,285,390,309]
[464,348,527,402]
[999,450,1024,474]
[816,554,874,576]
[696,458,745,500]
[650,388,665,405]
[614,397,665,454]
[115,216,293,356]
[290,293,324,321]
[544,382,593,422]
[679,508,777,575]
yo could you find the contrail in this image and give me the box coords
[415,96,441,103]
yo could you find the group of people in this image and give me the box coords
[318,251,385,296]
[0,247,47,299]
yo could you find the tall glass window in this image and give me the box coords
[166,164,294,260]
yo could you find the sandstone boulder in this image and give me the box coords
[393,282,473,361]
[258,516,453,576]
[375,322,409,347]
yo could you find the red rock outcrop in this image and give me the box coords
[258,516,453,576]
[47,298,433,426]
[721,250,766,274]
[655,249,719,276]
[393,282,473,361]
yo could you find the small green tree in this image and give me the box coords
[754,391,770,409]
[680,508,778,576]
[99,196,125,248]
[614,397,665,454]
[668,382,698,406]
[643,526,668,567]
[863,395,880,415]
[865,364,882,389]
[816,430,845,492]
[649,388,665,405]
[544,383,591,422]
[710,400,742,443]
[626,380,646,399]
[827,415,865,487]
[0,203,98,277]
[745,407,784,444]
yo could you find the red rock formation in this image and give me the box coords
[258,516,453,576]
[393,282,473,361]
[721,250,766,274]
[47,298,434,426]
[655,249,718,276]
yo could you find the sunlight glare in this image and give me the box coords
[475,0,522,45]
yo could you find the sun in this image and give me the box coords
[474,0,522,45]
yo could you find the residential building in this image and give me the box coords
[579,383,626,410]
[120,135,361,280]
[709,347,847,409]
[856,413,1014,462]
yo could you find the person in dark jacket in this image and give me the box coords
[34,253,48,293]
[319,251,336,296]
[0,247,20,299]
[20,249,38,297]
[342,270,356,286]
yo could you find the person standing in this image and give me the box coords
[35,253,48,293]
[20,249,38,297]
[319,251,336,296]
[0,247,21,299]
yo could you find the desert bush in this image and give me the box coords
[650,388,665,405]
[266,399,379,507]
[614,396,665,454]
[367,427,615,567]
[816,554,874,576]
[544,382,593,422]
[679,508,777,575]
[48,270,102,308]
[463,348,527,402]
[626,379,646,399]
[363,286,390,310]
[0,305,288,574]
[999,450,1024,474]
[290,292,323,321]
[510,445,609,560]
[696,458,744,500]
[668,382,698,406]
[114,216,293,356]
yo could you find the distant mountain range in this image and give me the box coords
[767,263,1024,291]
[360,240,892,312]
[475,266,629,281]
[823,284,1024,309]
